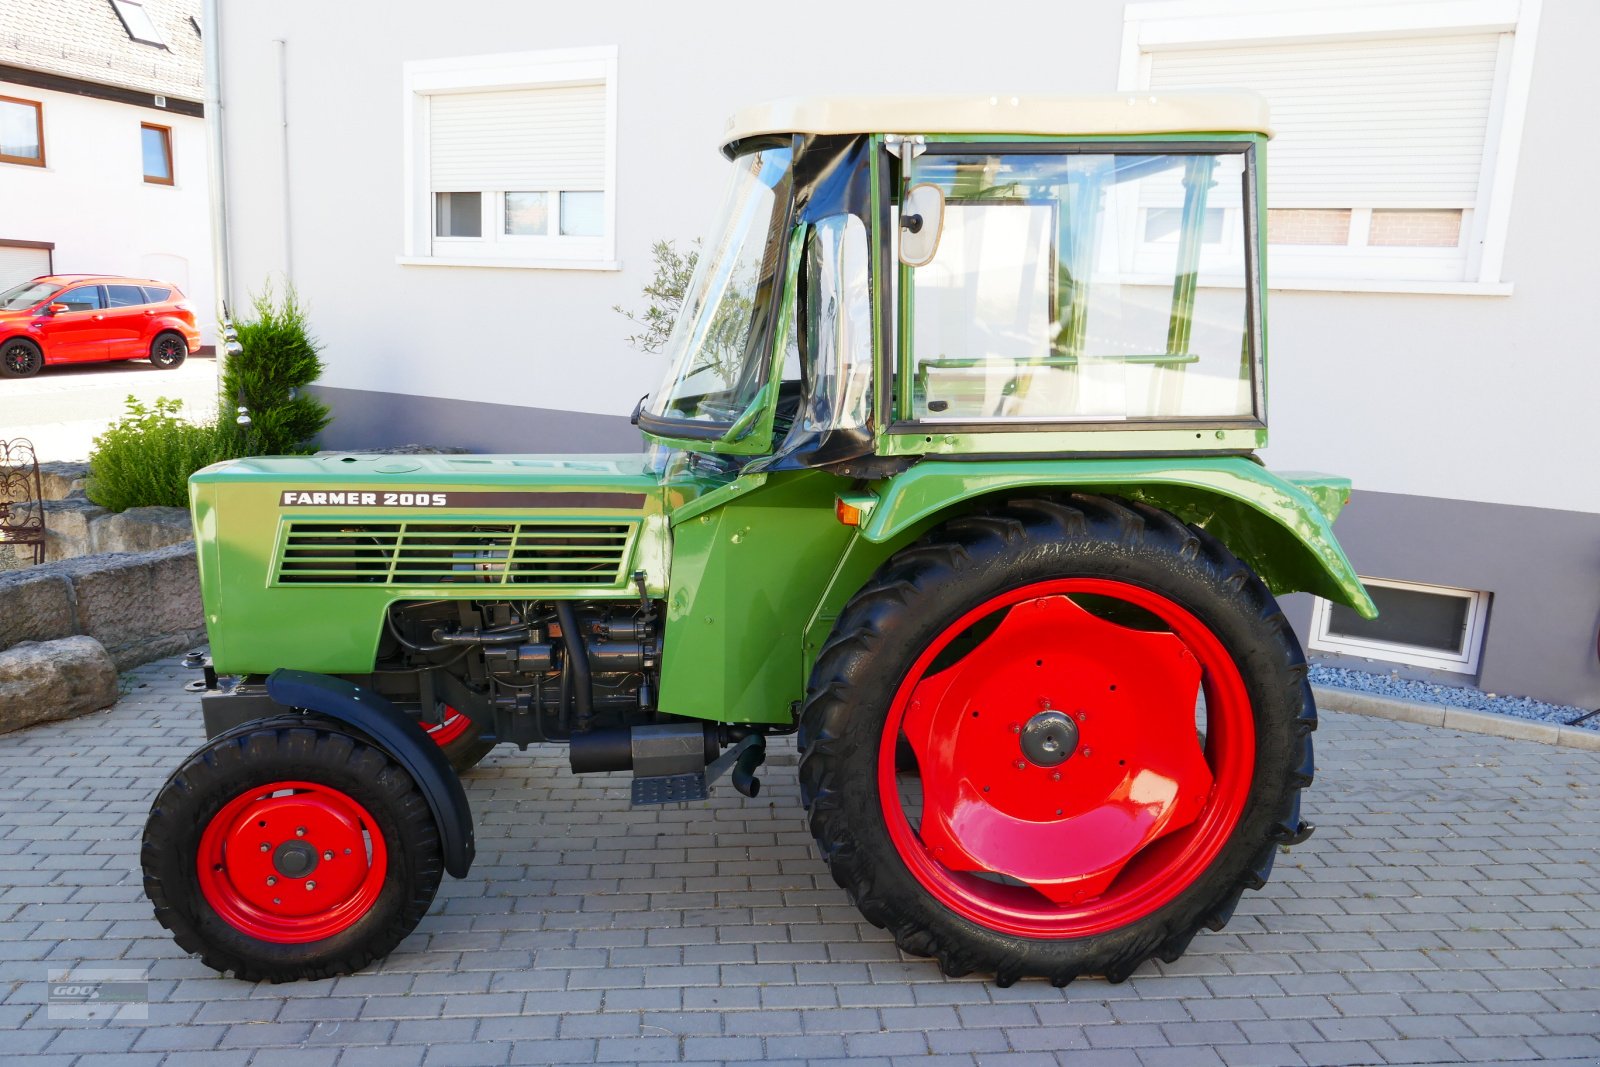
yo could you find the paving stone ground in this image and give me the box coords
[0,654,1596,1066]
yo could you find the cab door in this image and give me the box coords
[36,284,111,362]
[102,284,152,360]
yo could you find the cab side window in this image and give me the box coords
[56,286,104,312]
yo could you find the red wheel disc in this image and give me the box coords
[878,579,1255,939]
[196,781,388,943]
[426,706,472,747]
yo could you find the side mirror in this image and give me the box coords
[46,303,68,315]
[899,183,945,268]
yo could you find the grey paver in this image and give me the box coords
[0,654,1595,1065]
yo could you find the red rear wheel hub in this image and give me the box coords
[426,706,472,747]
[197,781,387,943]
[880,578,1255,939]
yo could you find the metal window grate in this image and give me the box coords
[274,520,634,586]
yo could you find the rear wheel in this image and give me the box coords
[799,495,1315,985]
[425,704,495,772]
[1,338,42,378]
[150,331,187,368]
[142,716,443,981]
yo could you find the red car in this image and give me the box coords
[0,274,203,378]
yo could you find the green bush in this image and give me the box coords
[218,283,331,455]
[86,397,232,511]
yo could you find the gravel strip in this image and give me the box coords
[1309,663,1597,731]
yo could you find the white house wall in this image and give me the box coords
[212,0,1599,706]
[0,85,214,346]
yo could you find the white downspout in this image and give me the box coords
[201,0,238,375]
[275,38,292,282]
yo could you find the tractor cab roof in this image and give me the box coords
[721,91,1271,156]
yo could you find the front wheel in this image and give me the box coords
[1,338,42,378]
[149,331,187,368]
[798,494,1315,986]
[142,716,444,981]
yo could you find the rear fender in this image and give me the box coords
[857,457,1377,618]
[263,670,475,878]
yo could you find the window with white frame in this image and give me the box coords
[401,47,618,270]
[1120,0,1542,294]
[1309,577,1490,674]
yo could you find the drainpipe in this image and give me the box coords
[275,38,292,282]
[201,0,239,381]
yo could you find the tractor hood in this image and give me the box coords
[188,452,681,675]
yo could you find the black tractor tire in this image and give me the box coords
[798,493,1315,986]
[142,715,444,982]
[1,337,43,378]
[149,331,187,369]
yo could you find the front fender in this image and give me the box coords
[861,457,1377,618]
[264,670,475,877]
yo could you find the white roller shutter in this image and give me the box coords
[1148,34,1501,209]
[429,84,606,192]
[0,244,51,290]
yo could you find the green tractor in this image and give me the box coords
[143,92,1375,985]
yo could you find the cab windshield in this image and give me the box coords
[645,145,793,428]
[0,281,61,311]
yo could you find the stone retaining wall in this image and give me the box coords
[0,542,205,734]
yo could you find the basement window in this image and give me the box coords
[1309,577,1489,674]
[110,0,165,47]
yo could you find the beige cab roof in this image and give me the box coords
[722,91,1270,154]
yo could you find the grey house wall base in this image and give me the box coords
[1282,490,1600,709]
[310,386,642,455]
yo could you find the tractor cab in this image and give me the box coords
[638,93,1270,472]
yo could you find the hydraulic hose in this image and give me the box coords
[556,601,593,731]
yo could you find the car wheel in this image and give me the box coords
[150,331,188,369]
[1,338,43,378]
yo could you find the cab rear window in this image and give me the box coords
[141,286,172,302]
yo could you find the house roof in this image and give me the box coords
[721,91,1271,155]
[0,0,203,103]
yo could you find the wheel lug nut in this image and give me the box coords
[273,897,281,905]
[266,876,277,886]
[305,881,316,891]
[259,843,270,852]
[1010,723,1021,734]
[295,827,306,838]
[1013,759,1026,770]
[1051,772,1061,781]
[323,851,334,861]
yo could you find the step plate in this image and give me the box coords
[632,773,709,806]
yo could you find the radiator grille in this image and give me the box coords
[274,521,635,586]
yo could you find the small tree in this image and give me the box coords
[613,239,699,353]
[219,284,332,455]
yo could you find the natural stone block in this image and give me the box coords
[36,461,90,501]
[0,569,75,648]
[90,507,194,554]
[41,498,109,561]
[53,542,203,669]
[0,636,120,734]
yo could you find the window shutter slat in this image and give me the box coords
[429,84,606,192]
[1148,34,1501,209]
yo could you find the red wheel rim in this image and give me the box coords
[196,781,388,943]
[878,578,1255,939]
[426,705,472,747]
